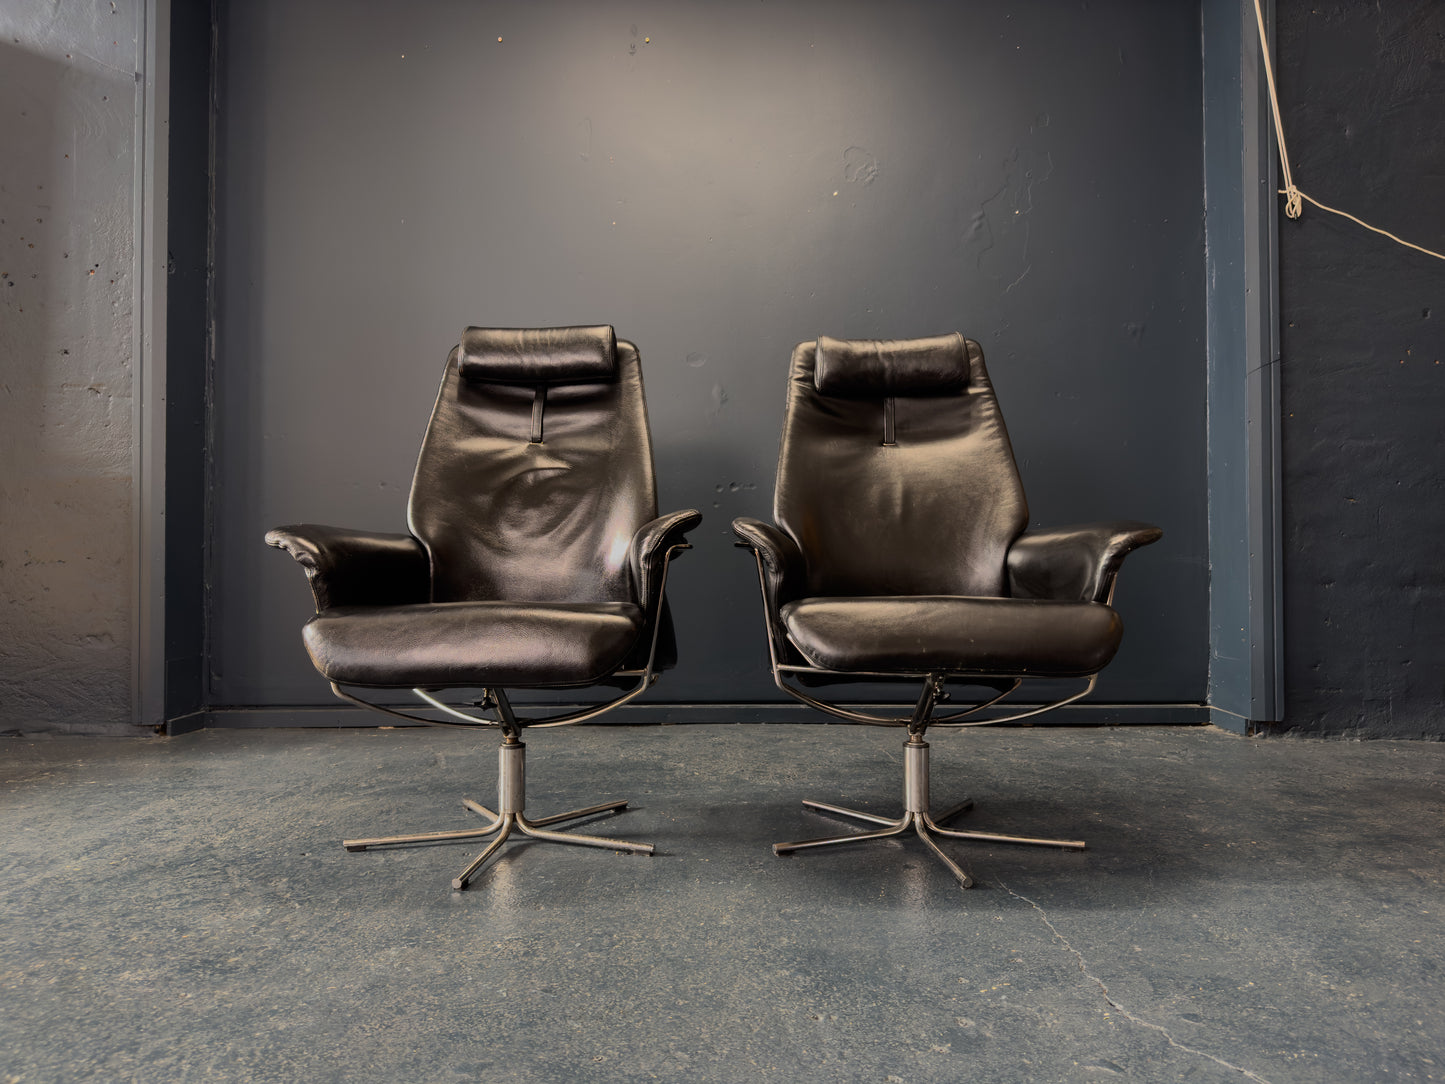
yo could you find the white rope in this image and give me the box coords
[1251,0,1302,217]
[1251,0,1445,261]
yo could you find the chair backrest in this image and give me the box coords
[774,333,1028,599]
[408,326,657,605]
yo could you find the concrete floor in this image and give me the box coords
[1,723,1442,1083]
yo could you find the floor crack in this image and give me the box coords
[998,880,1273,1084]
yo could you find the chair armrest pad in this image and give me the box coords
[731,517,804,586]
[1007,521,1163,603]
[628,510,702,610]
[265,524,431,612]
[732,517,807,666]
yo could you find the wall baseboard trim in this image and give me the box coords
[1202,708,1260,734]
[176,702,1211,734]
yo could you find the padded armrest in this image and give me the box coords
[731,517,804,598]
[732,517,808,665]
[628,510,702,613]
[265,524,431,612]
[1006,521,1163,604]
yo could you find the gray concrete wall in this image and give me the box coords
[1276,1,1445,737]
[0,4,144,735]
[210,0,1209,712]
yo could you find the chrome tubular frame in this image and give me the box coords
[748,549,1099,728]
[334,543,688,890]
[774,728,1087,891]
[744,548,1099,889]
[772,670,1099,728]
[343,731,653,890]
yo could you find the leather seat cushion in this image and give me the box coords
[780,596,1123,676]
[302,601,644,688]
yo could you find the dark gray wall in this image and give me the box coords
[164,0,214,723]
[211,0,1209,711]
[1276,2,1445,737]
[0,6,145,736]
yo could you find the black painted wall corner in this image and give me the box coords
[1276,1,1445,737]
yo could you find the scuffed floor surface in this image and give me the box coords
[1,724,1442,1083]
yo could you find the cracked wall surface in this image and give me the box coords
[0,3,143,734]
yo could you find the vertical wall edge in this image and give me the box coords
[134,0,171,729]
[1203,0,1284,727]
[1243,0,1285,723]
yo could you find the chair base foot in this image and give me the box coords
[344,796,653,890]
[774,735,1086,889]
[775,801,1084,889]
[341,738,653,890]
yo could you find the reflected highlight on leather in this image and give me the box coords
[777,337,1027,601]
[781,596,1123,677]
[303,601,644,689]
[459,324,618,385]
[265,326,702,892]
[813,332,970,399]
[734,332,1163,888]
[737,333,1163,683]
[410,340,653,607]
[268,326,700,693]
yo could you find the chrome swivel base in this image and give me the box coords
[343,736,653,890]
[773,735,1085,889]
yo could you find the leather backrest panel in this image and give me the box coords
[774,337,1028,598]
[408,339,656,604]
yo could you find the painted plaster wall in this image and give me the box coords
[1276,2,1445,737]
[0,4,143,735]
[209,0,1208,712]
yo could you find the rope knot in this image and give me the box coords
[1283,184,1303,220]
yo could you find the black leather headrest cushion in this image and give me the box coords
[459,325,618,385]
[814,333,969,398]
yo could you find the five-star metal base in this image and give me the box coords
[343,736,653,890]
[773,735,1085,889]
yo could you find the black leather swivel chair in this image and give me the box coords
[733,333,1160,888]
[268,326,700,890]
